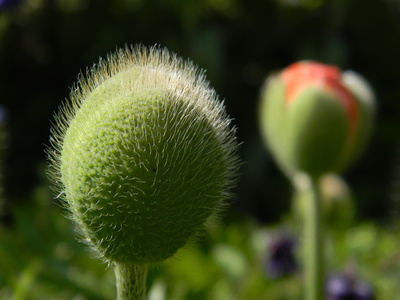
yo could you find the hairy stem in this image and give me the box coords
[114,263,148,300]
[303,176,324,300]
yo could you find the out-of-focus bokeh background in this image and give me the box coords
[1,0,400,299]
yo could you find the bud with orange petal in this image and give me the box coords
[259,61,375,178]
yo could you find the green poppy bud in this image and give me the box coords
[48,45,240,265]
[259,61,375,178]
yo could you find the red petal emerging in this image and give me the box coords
[281,61,358,136]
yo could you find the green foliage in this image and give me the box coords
[2,184,400,299]
[0,188,116,300]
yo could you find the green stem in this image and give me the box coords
[303,176,324,300]
[114,263,148,300]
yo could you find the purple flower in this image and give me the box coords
[0,105,8,123]
[264,234,297,279]
[0,0,23,10]
[326,273,374,300]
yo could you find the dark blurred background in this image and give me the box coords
[1,0,400,224]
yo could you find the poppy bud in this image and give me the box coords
[259,61,375,178]
[47,45,240,265]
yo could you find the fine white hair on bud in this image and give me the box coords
[47,44,240,264]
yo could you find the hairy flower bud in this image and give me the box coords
[48,45,239,264]
[259,61,375,177]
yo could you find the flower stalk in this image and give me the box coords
[114,263,148,300]
[302,176,324,300]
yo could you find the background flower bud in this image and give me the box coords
[259,61,375,178]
